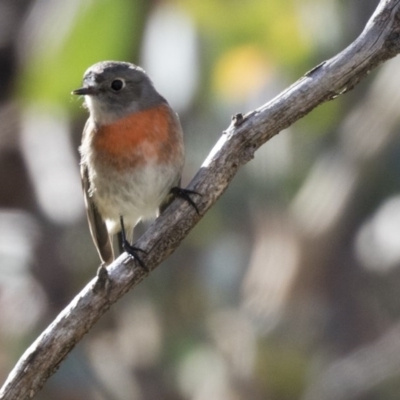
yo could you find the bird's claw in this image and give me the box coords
[122,240,148,272]
[170,187,201,214]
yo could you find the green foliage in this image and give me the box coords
[18,0,143,109]
[178,0,312,67]
[257,341,308,399]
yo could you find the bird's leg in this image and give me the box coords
[120,216,148,271]
[170,187,201,214]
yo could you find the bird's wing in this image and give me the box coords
[81,162,113,265]
[159,109,185,214]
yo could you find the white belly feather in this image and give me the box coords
[91,160,181,235]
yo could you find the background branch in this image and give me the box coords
[1,0,400,398]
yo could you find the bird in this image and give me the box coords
[72,61,198,268]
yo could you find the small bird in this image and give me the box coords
[73,61,197,267]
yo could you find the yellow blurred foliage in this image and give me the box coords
[213,44,271,101]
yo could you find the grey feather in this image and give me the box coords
[81,163,113,264]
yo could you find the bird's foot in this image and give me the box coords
[119,215,149,272]
[170,187,201,214]
[122,240,148,272]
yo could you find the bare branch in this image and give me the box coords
[2,0,400,398]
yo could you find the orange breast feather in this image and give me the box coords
[93,104,177,169]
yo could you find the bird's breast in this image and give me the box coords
[91,103,184,170]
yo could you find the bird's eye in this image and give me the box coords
[110,79,125,91]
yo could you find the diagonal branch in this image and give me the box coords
[2,0,400,398]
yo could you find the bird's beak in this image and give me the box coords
[72,86,97,96]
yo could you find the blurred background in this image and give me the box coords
[1,0,400,399]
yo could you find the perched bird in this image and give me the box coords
[73,61,197,267]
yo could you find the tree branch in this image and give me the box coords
[2,0,400,398]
